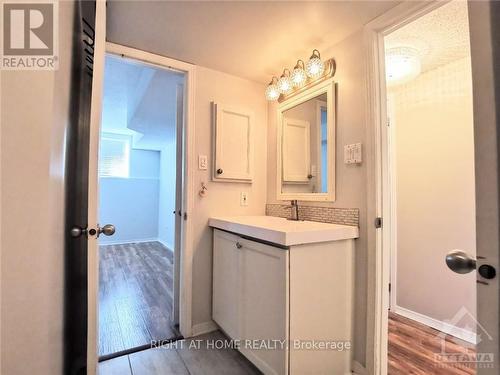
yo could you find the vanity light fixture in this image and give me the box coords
[265,49,335,102]
[277,69,293,94]
[291,60,307,88]
[265,76,280,101]
[305,49,325,79]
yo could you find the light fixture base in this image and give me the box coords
[278,58,336,103]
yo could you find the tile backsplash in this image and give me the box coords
[266,203,359,227]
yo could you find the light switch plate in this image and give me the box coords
[240,192,249,206]
[198,155,208,170]
[344,143,362,164]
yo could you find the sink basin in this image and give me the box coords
[208,215,359,246]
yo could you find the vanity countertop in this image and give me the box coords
[208,215,359,246]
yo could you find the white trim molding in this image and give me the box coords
[99,238,159,246]
[191,320,219,337]
[391,306,477,344]
[352,360,368,375]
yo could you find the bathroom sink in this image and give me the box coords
[209,215,359,246]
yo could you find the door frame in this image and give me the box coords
[363,1,460,374]
[87,20,197,374]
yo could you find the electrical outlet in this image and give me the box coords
[198,155,208,170]
[240,192,249,206]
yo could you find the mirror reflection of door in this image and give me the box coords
[282,92,328,194]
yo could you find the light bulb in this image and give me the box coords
[265,83,280,101]
[306,49,325,79]
[277,75,292,94]
[291,60,307,87]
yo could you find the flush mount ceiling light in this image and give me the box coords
[265,49,336,102]
[385,47,421,86]
[277,69,292,94]
[265,76,280,101]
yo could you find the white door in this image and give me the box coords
[282,118,311,182]
[172,83,184,326]
[87,1,107,374]
[466,2,499,372]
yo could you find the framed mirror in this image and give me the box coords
[277,78,335,201]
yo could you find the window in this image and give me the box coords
[99,133,130,178]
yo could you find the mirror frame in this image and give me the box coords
[276,78,336,202]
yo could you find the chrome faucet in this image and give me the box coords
[286,200,300,221]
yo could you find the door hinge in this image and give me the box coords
[375,217,383,228]
[388,283,392,293]
[183,212,187,221]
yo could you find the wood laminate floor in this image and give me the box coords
[388,312,476,375]
[99,331,260,375]
[99,241,178,357]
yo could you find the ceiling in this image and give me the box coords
[102,55,184,150]
[385,1,470,74]
[107,1,400,83]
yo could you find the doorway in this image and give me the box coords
[382,1,477,373]
[97,53,185,359]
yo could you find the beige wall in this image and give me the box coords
[390,58,477,328]
[191,67,268,326]
[0,2,74,373]
[267,30,369,364]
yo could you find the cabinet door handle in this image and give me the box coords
[236,242,243,249]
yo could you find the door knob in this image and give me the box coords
[97,224,115,237]
[70,226,87,238]
[446,250,476,274]
[70,224,115,238]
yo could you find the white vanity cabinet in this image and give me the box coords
[211,217,357,375]
[213,230,288,374]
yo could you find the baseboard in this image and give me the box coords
[99,237,160,246]
[351,360,368,375]
[191,320,218,337]
[392,305,477,344]
[157,239,174,252]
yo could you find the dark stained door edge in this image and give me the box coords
[64,1,96,374]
